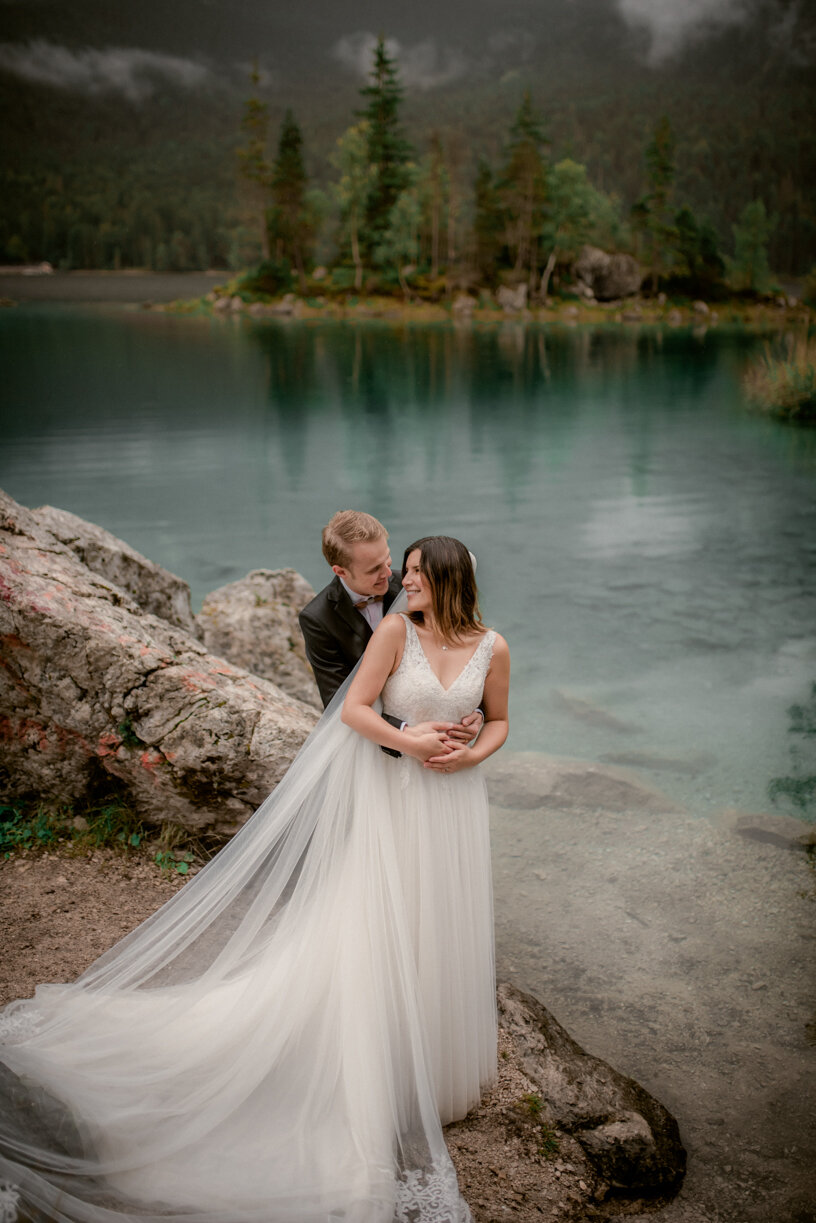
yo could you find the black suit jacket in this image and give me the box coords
[298,573,404,709]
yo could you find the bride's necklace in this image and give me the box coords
[425,623,449,650]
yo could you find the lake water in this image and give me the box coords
[2,304,815,819]
[1,302,815,1220]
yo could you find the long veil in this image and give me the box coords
[0,591,471,1223]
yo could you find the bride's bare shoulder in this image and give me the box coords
[376,613,408,639]
[487,631,510,659]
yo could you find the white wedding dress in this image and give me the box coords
[0,615,497,1223]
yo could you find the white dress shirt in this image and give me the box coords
[338,578,386,631]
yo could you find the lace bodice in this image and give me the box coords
[382,615,495,726]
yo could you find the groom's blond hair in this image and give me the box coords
[322,510,388,568]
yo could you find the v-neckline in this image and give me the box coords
[405,616,487,693]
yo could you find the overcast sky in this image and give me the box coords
[0,0,810,101]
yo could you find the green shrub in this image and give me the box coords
[237,258,292,297]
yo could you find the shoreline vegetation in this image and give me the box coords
[165,279,814,332]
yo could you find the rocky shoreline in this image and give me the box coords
[165,288,810,334]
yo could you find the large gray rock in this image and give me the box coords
[573,245,642,301]
[496,283,528,312]
[0,491,318,835]
[30,504,199,637]
[498,983,686,1200]
[197,569,320,708]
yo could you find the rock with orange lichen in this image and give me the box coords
[0,489,318,835]
[30,502,200,637]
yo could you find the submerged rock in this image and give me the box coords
[601,748,716,777]
[485,751,683,813]
[552,689,641,734]
[720,808,816,851]
[0,490,318,835]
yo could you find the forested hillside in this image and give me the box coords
[1,7,813,281]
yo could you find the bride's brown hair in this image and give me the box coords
[402,536,485,644]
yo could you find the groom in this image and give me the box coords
[298,510,482,751]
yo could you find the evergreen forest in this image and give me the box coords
[2,27,814,298]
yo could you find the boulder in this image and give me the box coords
[197,569,320,708]
[30,504,199,637]
[573,246,642,301]
[452,293,476,317]
[498,983,686,1200]
[496,283,528,312]
[0,490,318,835]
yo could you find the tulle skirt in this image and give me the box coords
[0,727,496,1222]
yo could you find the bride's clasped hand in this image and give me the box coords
[0,530,510,1223]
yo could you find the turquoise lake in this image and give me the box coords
[2,304,814,820]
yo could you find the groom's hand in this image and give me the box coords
[402,721,458,740]
[445,711,484,744]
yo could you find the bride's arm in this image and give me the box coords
[424,634,510,772]
[341,618,455,762]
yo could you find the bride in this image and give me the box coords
[0,536,510,1223]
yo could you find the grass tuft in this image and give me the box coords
[743,334,816,422]
[0,799,206,875]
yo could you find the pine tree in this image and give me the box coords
[729,199,776,294]
[637,115,676,294]
[671,206,725,295]
[236,64,273,261]
[472,158,503,283]
[498,93,550,291]
[269,108,311,290]
[358,37,413,259]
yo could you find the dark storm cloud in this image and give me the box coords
[0,39,210,100]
